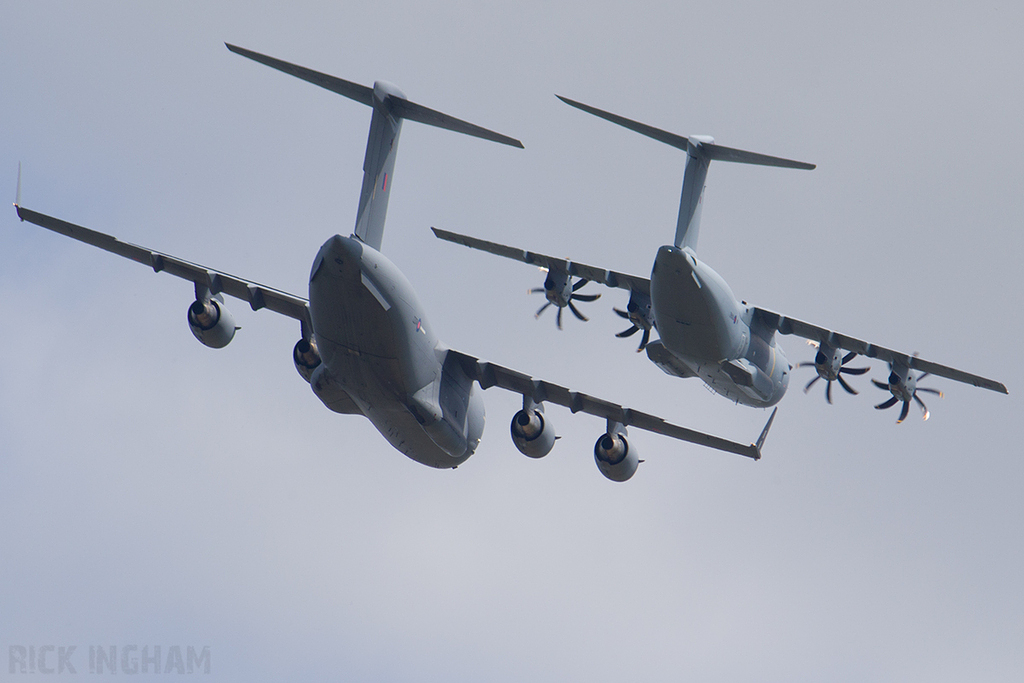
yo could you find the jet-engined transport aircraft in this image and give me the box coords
[434,96,1007,421]
[11,45,776,482]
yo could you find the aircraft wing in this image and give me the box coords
[430,228,1006,395]
[13,205,311,327]
[432,227,651,295]
[447,349,775,460]
[752,307,1008,394]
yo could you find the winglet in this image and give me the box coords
[752,407,778,460]
[14,162,23,219]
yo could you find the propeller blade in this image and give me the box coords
[804,376,820,393]
[795,361,817,369]
[837,374,859,395]
[826,380,833,404]
[875,396,899,410]
[529,287,546,294]
[913,393,930,421]
[556,306,563,330]
[871,379,890,390]
[840,366,869,376]
[535,302,551,318]
[616,325,640,338]
[568,301,589,322]
[841,351,858,365]
[571,278,589,292]
[638,327,650,352]
[571,293,601,303]
[897,400,910,424]
[917,372,931,382]
[613,307,630,319]
[916,387,943,397]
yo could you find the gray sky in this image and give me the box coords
[2,2,1022,681]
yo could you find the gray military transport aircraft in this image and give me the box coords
[434,96,1008,422]
[11,45,777,483]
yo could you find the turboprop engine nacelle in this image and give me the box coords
[594,424,640,482]
[511,399,556,458]
[187,294,237,349]
[812,346,843,380]
[886,364,917,402]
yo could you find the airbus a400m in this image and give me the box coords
[11,45,775,482]
[434,96,1007,421]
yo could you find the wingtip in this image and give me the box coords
[753,407,779,459]
[224,43,252,58]
[14,162,23,218]
[555,94,581,109]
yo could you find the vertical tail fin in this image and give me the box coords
[556,95,814,251]
[354,83,404,251]
[226,44,522,252]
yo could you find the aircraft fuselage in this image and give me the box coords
[307,235,485,468]
[648,245,790,407]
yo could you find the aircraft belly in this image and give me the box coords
[311,337,470,469]
[649,347,767,408]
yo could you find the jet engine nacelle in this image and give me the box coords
[293,337,322,383]
[510,402,556,458]
[187,296,237,349]
[594,430,640,482]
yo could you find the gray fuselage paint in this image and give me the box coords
[307,234,485,468]
[649,245,790,407]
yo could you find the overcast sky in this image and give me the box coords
[2,2,1022,682]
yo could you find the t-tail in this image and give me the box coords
[226,44,523,252]
[556,95,814,251]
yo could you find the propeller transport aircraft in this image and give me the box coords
[434,96,1008,422]
[11,45,778,483]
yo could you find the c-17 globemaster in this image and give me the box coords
[434,96,1007,422]
[11,44,776,483]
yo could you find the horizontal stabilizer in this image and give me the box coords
[557,94,813,250]
[226,43,373,106]
[227,43,522,148]
[389,97,523,148]
[556,95,814,169]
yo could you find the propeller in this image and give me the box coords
[612,289,655,352]
[531,274,600,330]
[795,346,869,404]
[614,307,651,351]
[872,370,943,423]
